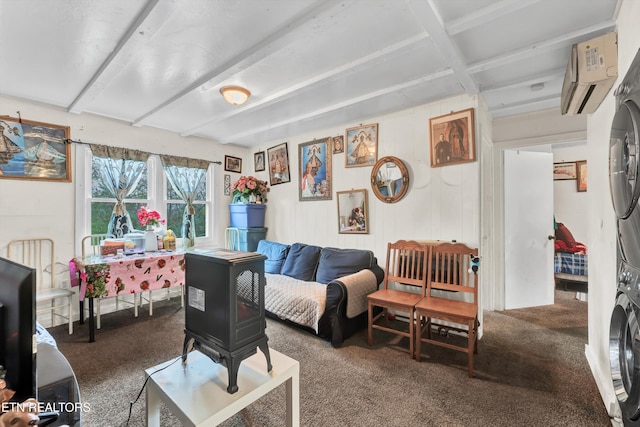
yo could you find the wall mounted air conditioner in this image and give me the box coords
[561,31,618,115]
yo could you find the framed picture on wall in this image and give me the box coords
[345,123,378,167]
[429,108,475,167]
[337,189,369,234]
[266,142,291,185]
[224,155,242,173]
[331,135,344,154]
[0,116,71,182]
[254,151,265,172]
[299,137,332,201]
[576,160,587,191]
[553,162,577,180]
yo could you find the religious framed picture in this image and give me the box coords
[299,137,332,201]
[224,155,242,173]
[331,135,344,154]
[429,108,475,167]
[266,142,291,185]
[0,116,71,182]
[254,151,265,172]
[576,160,587,191]
[553,162,577,180]
[345,123,378,167]
[337,189,369,234]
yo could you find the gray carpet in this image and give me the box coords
[47,290,610,426]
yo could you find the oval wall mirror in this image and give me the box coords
[370,156,409,203]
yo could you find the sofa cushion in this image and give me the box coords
[316,247,374,284]
[281,242,322,281]
[256,240,290,274]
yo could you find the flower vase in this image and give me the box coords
[145,226,157,252]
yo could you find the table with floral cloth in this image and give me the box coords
[71,250,186,341]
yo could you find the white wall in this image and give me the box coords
[0,95,249,324]
[552,143,588,243]
[252,94,482,267]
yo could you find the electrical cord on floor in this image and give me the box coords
[124,349,191,427]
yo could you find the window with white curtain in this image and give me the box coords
[75,145,214,249]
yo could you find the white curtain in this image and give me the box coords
[161,155,210,248]
[91,145,150,238]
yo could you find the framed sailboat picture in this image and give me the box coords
[0,116,71,182]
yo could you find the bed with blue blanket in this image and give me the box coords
[554,252,588,288]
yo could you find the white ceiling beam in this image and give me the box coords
[214,69,454,144]
[407,0,479,94]
[447,0,541,35]
[488,94,560,117]
[181,33,430,137]
[133,0,342,127]
[481,68,565,93]
[467,21,616,74]
[68,0,167,114]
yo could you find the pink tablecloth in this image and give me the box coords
[71,251,186,300]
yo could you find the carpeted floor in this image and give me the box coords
[48,289,610,426]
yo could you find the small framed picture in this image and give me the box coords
[266,142,291,185]
[429,108,475,167]
[576,160,587,191]
[224,174,231,196]
[553,162,577,180]
[254,151,265,172]
[331,135,344,154]
[224,155,242,173]
[345,123,378,167]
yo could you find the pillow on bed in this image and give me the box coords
[555,222,577,248]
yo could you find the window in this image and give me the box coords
[75,145,214,250]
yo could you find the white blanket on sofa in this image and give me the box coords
[264,273,327,333]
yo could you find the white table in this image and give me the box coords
[145,348,300,426]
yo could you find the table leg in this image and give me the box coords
[285,369,300,427]
[79,300,84,324]
[88,298,95,343]
[146,382,160,427]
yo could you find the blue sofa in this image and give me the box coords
[256,240,384,347]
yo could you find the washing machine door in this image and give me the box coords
[611,100,640,265]
[610,291,640,424]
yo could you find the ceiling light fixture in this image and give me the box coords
[220,86,251,105]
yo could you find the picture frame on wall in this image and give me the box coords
[345,123,378,167]
[337,189,369,234]
[331,135,344,154]
[224,174,231,196]
[224,155,242,173]
[299,137,332,201]
[0,116,71,182]
[553,162,577,180]
[254,151,265,172]
[576,160,587,191]
[429,108,475,167]
[266,142,291,185]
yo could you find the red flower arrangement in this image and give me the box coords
[137,206,165,227]
[231,176,269,203]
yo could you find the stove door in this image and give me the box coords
[611,291,640,425]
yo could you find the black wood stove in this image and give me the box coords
[182,249,271,393]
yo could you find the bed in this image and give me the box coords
[554,222,588,292]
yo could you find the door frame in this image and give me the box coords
[485,130,587,311]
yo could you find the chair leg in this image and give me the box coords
[181,286,184,308]
[415,314,422,362]
[68,298,73,335]
[468,319,474,378]
[409,308,415,359]
[474,318,479,354]
[367,302,373,346]
[149,290,153,316]
[134,293,139,317]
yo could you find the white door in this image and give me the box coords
[504,150,555,309]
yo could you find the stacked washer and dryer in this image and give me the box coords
[610,49,640,426]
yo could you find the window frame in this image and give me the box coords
[75,145,214,254]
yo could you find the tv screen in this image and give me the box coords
[0,256,36,401]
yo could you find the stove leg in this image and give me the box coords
[226,356,240,394]
[258,340,272,372]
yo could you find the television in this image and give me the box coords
[0,256,36,402]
